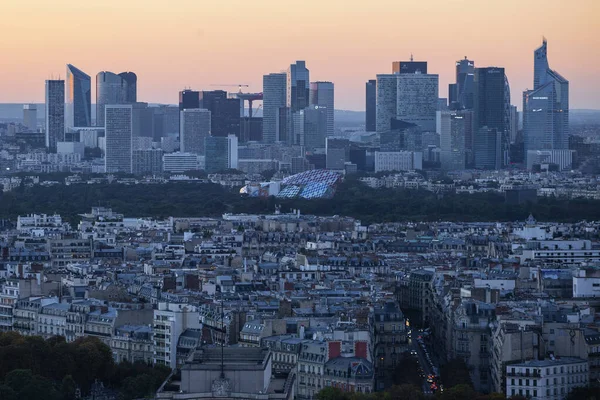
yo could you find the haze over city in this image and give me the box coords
[1,0,599,110]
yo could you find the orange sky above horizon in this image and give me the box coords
[1,0,599,110]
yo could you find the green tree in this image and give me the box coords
[387,384,426,400]
[437,384,477,400]
[61,375,78,400]
[440,358,472,389]
[316,387,348,400]
[565,386,600,400]
[391,352,422,387]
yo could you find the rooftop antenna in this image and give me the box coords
[410,53,414,62]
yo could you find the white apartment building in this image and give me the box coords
[153,302,200,369]
[573,268,600,298]
[374,151,423,172]
[162,152,200,174]
[506,357,588,400]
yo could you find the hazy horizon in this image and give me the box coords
[1,0,599,110]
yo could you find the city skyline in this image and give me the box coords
[0,0,598,111]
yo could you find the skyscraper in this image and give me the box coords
[96,71,127,128]
[65,64,91,129]
[450,57,475,110]
[287,61,310,112]
[105,105,133,173]
[180,108,211,154]
[365,80,377,132]
[200,90,240,138]
[439,111,467,170]
[474,126,501,170]
[376,74,398,133]
[309,81,334,137]
[179,90,200,111]
[45,80,65,150]
[396,72,439,132]
[295,105,328,151]
[523,39,569,167]
[204,134,238,173]
[262,72,287,143]
[473,67,510,167]
[23,104,37,131]
[118,72,137,103]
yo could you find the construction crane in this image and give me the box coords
[210,84,249,93]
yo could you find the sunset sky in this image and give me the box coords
[1,0,598,110]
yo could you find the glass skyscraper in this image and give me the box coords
[65,64,91,129]
[523,39,569,167]
[309,81,334,137]
[287,61,310,112]
[262,73,287,143]
[45,79,65,150]
[365,80,377,132]
[473,67,510,168]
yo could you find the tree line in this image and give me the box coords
[0,332,170,400]
[2,178,600,225]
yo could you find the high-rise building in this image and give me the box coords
[23,104,37,131]
[439,111,466,170]
[96,71,127,128]
[450,57,475,110]
[180,108,211,154]
[376,74,398,133]
[65,64,91,129]
[118,72,137,103]
[293,105,328,151]
[200,90,240,137]
[474,126,501,170]
[326,137,348,170]
[396,73,439,132]
[474,67,509,167]
[287,61,310,112]
[309,82,334,137]
[523,39,569,168]
[204,134,238,173]
[392,60,428,74]
[262,73,287,143]
[105,104,133,173]
[179,90,200,111]
[45,80,65,150]
[366,80,377,132]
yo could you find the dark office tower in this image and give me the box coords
[366,80,377,132]
[66,64,91,129]
[96,72,127,128]
[474,127,501,170]
[45,80,65,150]
[474,67,509,167]
[392,60,427,74]
[287,61,310,112]
[448,83,458,106]
[118,72,137,103]
[200,90,241,138]
[179,90,200,111]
